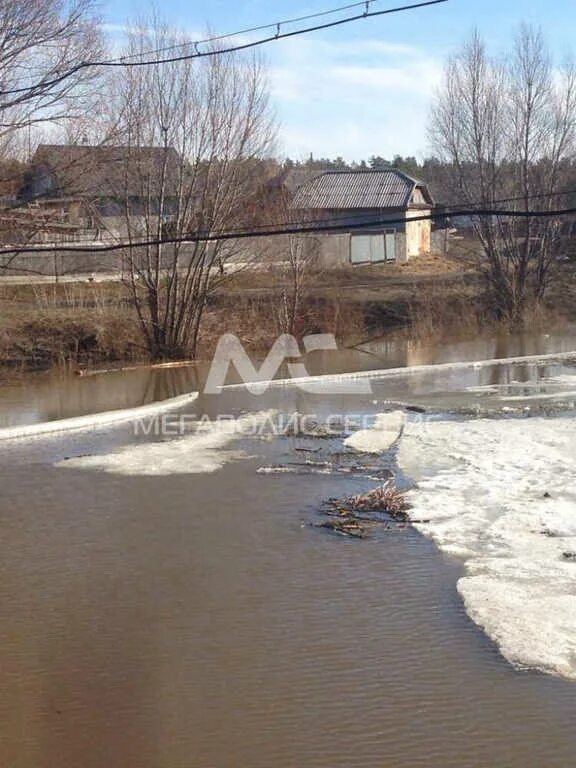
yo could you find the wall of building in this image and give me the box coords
[431,228,450,256]
[316,230,409,268]
[395,232,408,263]
[317,233,351,267]
[405,209,431,258]
[0,249,125,277]
[304,208,410,268]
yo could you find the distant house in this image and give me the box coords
[292,169,435,265]
[19,143,181,243]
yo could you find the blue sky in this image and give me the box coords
[100,1,576,161]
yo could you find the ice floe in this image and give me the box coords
[57,411,273,476]
[221,349,576,390]
[397,415,576,679]
[344,411,405,453]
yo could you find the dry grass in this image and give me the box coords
[0,281,369,372]
[0,282,143,370]
[217,249,468,295]
[198,294,368,355]
[404,281,486,341]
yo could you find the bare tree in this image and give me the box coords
[430,26,576,321]
[108,20,276,360]
[0,0,104,277]
[274,233,320,336]
[262,188,320,336]
[0,0,103,141]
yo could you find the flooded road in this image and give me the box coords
[1,328,576,767]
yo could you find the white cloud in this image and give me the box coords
[329,62,440,95]
[269,35,443,161]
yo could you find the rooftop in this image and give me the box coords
[24,144,182,200]
[292,169,433,210]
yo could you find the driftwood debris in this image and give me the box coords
[348,483,412,520]
[314,481,421,539]
[261,460,391,478]
[284,417,344,440]
[317,518,370,538]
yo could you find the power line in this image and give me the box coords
[274,186,576,230]
[1,161,576,218]
[0,0,449,99]
[3,170,576,249]
[116,0,385,62]
[444,188,576,210]
[230,185,576,233]
[93,0,451,67]
[3,163,576,245]
[1,204,575,258]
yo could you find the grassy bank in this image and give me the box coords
[0,282,142,374]
[1,256,574,377]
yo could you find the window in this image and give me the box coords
[350,230,396,264]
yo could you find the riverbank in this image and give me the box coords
[1,255,574,377]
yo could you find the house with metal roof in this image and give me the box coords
[292,169,435,265]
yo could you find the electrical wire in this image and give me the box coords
[0,0,449,98]
[444,187,576,210]
[2,175,576,250]
[2,171,576,220]
[115,0,384,62]
[1,204,575,258]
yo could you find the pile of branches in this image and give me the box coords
[347,483,411,521]
[315,481,419,539]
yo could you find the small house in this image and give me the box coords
[292,169,435,265]
[19,144,182,243]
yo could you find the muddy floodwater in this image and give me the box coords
[1,324,575,428]
[1,327,576,767]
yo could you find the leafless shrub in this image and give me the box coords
[430,26,576,321]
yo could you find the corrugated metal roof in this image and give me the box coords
[292,169,430,210]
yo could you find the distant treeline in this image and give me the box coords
[282,154,576,210]
[284,154,428,177]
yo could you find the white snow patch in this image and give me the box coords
[57,411,273,476]
[344,411,405,453]
[398,416,576,680]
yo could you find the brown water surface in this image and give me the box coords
[1,327,576,767]
[1,324,575,427]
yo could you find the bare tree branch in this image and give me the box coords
[429,26,576,321]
